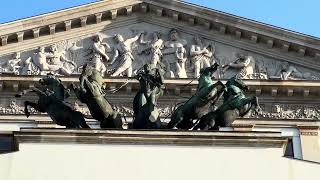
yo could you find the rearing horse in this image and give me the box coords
[194,76,261,130]
[166,63,226,129]
[70,64,123,128]
[15,74,90,128]
[132,64,164,129]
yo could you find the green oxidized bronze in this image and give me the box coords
[15,74,90,128]
[132,64,164,129]
[167,63,226,129]
[195,76,261,130]
[70,64,123,128]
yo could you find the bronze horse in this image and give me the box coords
[15,74,90,128]
[70,64,123,128]
[166,64,226,129]
[132,64,164,129]
[194,77,261,130]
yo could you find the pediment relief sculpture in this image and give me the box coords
[0,23,319,80]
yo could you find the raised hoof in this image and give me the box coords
[25,112,30,118]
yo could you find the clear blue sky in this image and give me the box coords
[0,0,319,38]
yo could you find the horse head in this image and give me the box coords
[200,63,219,77]
[226,76,248,91]
[39,73,69,100]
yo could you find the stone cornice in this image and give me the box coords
[0,16,140,55]
[2,115,320,128]
[0,76,320,97]
[0,0,141,35]
[233,119,320,128]
[13,128,287,148]
[146,0,320,50]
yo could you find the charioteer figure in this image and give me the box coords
[132,64,164,129]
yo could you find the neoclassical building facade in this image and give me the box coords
[0,0,319,179]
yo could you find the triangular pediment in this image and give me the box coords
[0,0,319,79]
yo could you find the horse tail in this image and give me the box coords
[73,111,90,129]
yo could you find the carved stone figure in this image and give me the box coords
[253,59,268,79]
[162,29,188,78]
[68,41,83,70]
[31,47,49,74]
[70,64,123,128]
[139,32,165,69]
[15,74,90,128]
[167,63,226,129]
[195,76,261,130]
[0,52,38,75]
[109,32,143,77]
[133,64,164,129]
[89,35,111,76]
[30,46,71,75]
[276,62,311,80]
[46,44,77,75]
[223,54,255,79]
[6,52,23,74]
[190,36,215,78]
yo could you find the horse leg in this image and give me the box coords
[253,96,262,112]
[70,83,86,103]
[166,109,184,129]
[194,112,217,130]
[24,101,45,118]
[69,111,90,129]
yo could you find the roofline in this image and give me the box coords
[0,0,103,27]
[1,0,319,41]
[175,0,320,40]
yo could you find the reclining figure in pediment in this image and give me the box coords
[7,45,77,76]
[275,62,314,80]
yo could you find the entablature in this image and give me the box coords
[0,76,319,97]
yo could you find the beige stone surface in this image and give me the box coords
[300,130,320,162]
[0,142,319,180]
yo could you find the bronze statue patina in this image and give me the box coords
[15,74,90,128]
[133,64,164,129]
[70,64,123,128]
[194,76,261,130]
[166,63,226,129]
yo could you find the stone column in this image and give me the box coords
[49,24,56,35]
[1,35,8,46]
[33,28,40,38]
[80,16,88,27]
[64,20,72,31]
[17,32,24,42]
[95,13,103,23]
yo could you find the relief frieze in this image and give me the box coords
[0,99,319,121]
[0,23,319,80]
